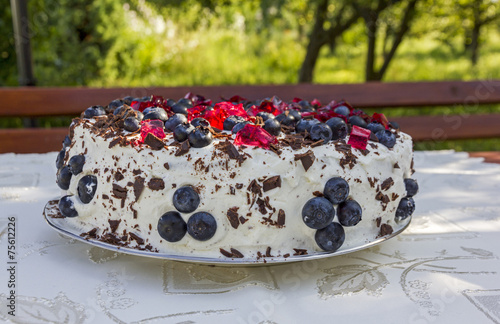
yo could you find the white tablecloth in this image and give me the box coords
[1,151,500,324]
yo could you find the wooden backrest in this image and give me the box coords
[1,81,500,153]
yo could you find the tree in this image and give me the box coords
[460,0,500,65]
[298,0,361,83]
[354,0,419,81]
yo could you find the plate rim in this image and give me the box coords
[43,199,412,266]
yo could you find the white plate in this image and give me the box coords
[43,199,412,266]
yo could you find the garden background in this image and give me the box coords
[1,0,500,151]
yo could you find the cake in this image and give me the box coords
[52,94,418,260]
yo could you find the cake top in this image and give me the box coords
[66,93,405,164]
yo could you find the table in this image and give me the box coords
[1,151,499,324]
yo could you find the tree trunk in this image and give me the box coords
[365,12,379,81]
[298,0,329,83]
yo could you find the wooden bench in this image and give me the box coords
[1,81,500,161]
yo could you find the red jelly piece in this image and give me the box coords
[292,97,302,103]
[371,113,389,129]
[347,125,371,150]
[228,95,247,103]
[311,99,322,108]
[233,124,278,149]
[187,105,208,121]
[140,119,166,143]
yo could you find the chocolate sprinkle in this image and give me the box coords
[143,133,165,151]
[294,150,315,172]
[262,175,281,192]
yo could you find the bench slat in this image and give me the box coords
[1,113,498,153]
[2,81,500,117]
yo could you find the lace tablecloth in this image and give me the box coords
[1,151,500,324]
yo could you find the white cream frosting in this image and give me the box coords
[60,118,414,259]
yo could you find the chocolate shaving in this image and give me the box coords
[247,179,262,197]
[109,137,122,148]
[227,207,240,229]
[369,132,379,142]
[114,171,124,182]
[108,219,121,233]
[102,194,110,200]
[220,248,233,258]
[175,140,190,156]
[143,133,165,151]
[262,175,281,192]
[148,178,165,191]
[230,248,244,258]
[376,217,382,227]
[293,248,308,256]
[283,253,290,258]
[392,193,400,201]
[227,143,240,159]
[277,209,286,227]
[163,163,170,170]
[394,162,400,169]
[80,228,98,239]
[312,191,324,197]
[133,177,145,201]
[129,232,144,245]
[266,246,273,257]
[112,184,127,199]
[239,216,248,224]
[256,198,268,215]
[380,177,394,191]
[294,150,315,172]
[378,223,394,237]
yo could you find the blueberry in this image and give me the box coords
[143,107,168,122]
[337,199,362,226]
[187,212,217,241]
[298,100,311,109]
[404,179,419,197]
[323,177,349,204]
[287,109,302,122]
[188,127,213,148]
[256,112,274,121]
[157,211,187,242]
[334,105,350,117]
[62,135,71,149]
[58,195,78,217]
[295,118,320,133]
[56,149,65,169]
[164,114,188,132]
[166,98,176,107]
[315,222,345,252]
[77,175,98,204]
[68,155,85,175]
[173,186,200,213]
[223,115,246,131]
[171,103,188,115]
[83,105,106,119]
[395,197,415,221]
[325,117,348,141]
[177,98,193,108]
[375,130,396,148]
[366,122,385,134]
[141,95,151,101]
[310,123,333,143]
[113,105,129,116]
[263,118,281,136]
[56,166,72,190]
[389,121,400,130]
[275,112,296,126]
[108,99,123,111]
[301,197,335,229]
[124,117,140,132]
[348,115,368,128]
[191,117,211,128]
[173,123,195,142]
[122,96,134,105]
[232,121,251,134]
[136,111,144,121]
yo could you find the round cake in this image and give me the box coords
[52,94,418,260]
